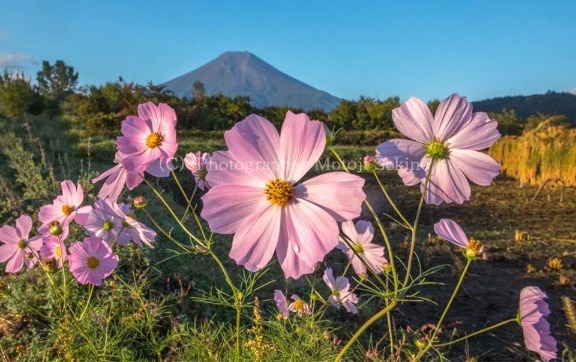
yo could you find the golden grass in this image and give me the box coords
[489,125,576,186]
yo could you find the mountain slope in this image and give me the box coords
[163,51,341,111]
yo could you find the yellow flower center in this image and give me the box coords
[352,243,364,254]
[426,140,450,159]
[86,256,100,269]
[264,179,294,207]
[145,132,164,149]
[293,299,306,312]
[465,238,483,258]
[55,245,62,258]
[61,204,73,216]
[17,239,27,250]
[102,220,114,231]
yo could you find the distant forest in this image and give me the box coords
[1,60,575,140]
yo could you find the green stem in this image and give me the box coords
[386,308,395,357]
[171,171,209,242]
[78,284,94,320]
[144,179,205,246]
[401,162,433,288]
[372,170,410,228]
[417,258,472,359]
[335,301,397,361]
[329,147,399,294]
[433,318,518,348]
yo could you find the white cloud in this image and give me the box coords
[570,88,576,95]
[0,53,38,68]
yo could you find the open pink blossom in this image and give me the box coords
[92,152,145,202]
[116,102,178,177]
[337,220,388,276]
[184,151,212,190]
[323,268,359,314]
[376,94,500,205]
[84,199,124,244]
[38,180,91,226]
[0,215,42,273]
[69,236,119,286]
[40,235,68,269]
[519,286,557,361]
[114,203,156,248]
[201,112,366,279]
[434,219,486,259]
[288,294,312,317]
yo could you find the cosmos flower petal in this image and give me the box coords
[424,159,471,205]
[375,139,426,185]
[434,219,469,248]
[205,151,266,188]
[447,111,501,150]
[15,215,33,239]
[201,185,270,234]
[276,202,340,279]
[519,287,558,360]
[433,94,473,141]
[229,206,281,271]
[0,243,19,263]
[391,97,434,144]
[138,102,176,128]
[0,224,19,244]
[449,150,500,186]
[279,111,326,182]
[274,290,289,319]
[5,251,24,273]
[297,172,366,222]
[224,114,280,180]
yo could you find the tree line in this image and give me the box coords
[0,60,573,138]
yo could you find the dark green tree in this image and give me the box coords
[36,60,79,99]
[0,70,43,118]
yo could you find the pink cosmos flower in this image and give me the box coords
[376,94,500,205]
[114,203,156,248]
[38,220,69,241]
[84,199,124,244]
[201,112,366,279]
[184,151,212,190]
[434,219,486,259]
[116,102,178,178]
[274,290,290,319]
[0,215,42,273]
[337,220,388,276]
[288,294,312,317]
[92,152,145,202]
[323,268,359,314]
[519,286,557,361]
[69,236,119,286]
[38,180,91,226]
[40,235,68,269]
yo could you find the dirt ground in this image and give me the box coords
[361,175,576,360]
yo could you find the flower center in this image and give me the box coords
[332,289,340,298]
[61,204,73,216]
[48,221,63,236]
[465,238,484,258]
[17,239,27,250]
[145,132,164,149]
[293,299,306,312]
[426,140,449,159]
[352,243,364,254]
[86,256,100,269]
[102,220,114,231]
[55,245,62,258]
[264,179,294,207]
[198,168,208,180]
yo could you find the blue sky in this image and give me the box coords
[1,0,575,102]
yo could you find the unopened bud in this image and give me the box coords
[363,154,378,171]
[133,196,147,208]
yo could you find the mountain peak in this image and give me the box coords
[162,52,341,111]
